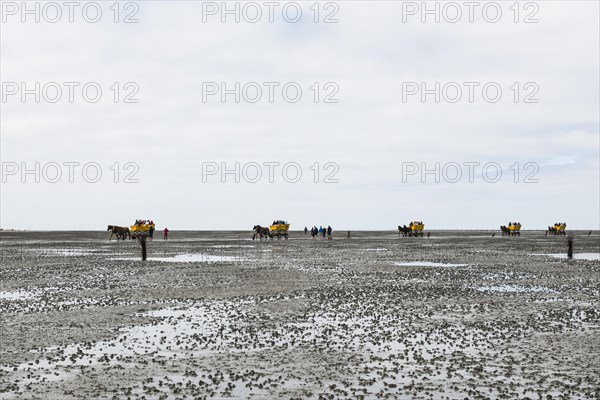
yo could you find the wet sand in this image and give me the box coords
[1,230,599,399]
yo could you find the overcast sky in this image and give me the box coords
[1,1,599,230]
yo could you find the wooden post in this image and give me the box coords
[567,238,573,259]
[141,236,147,261]
[347,231,350,238]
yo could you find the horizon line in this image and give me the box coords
[1,228,599,233]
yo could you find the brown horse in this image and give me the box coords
[253,225,270,240]
[398,225,411,237]
[107,225,131,240]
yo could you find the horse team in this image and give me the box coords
[107,225,130,241]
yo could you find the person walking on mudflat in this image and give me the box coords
[327,225,332,240]
[163,227,169,240]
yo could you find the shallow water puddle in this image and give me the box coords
[0,287,80,302]
[32,248,95,256]
[394,261,468,267]
[476,285,554,293]
[208,244,256,248]
[110,253,247,262]
[532,253,600,261]
[0,290,37,301]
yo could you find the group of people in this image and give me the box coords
[149,226,170,240]
[508,222,522,229]
[272,220,288,225]
[305,225,333,239]
[134,219,154,226]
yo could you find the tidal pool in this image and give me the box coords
[395,261,468,267]
[532,253,600,261]
[110,253,246,262]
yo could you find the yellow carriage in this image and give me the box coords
[409,221,425,237]
[269,220,290,239]
[509,223,521,236]
[130,220,156,239]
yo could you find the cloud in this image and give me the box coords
[1,1,598,230]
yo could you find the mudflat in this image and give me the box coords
[1,230,599,399]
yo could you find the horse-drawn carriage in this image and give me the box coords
[398,221,425,237]
[410,221,425,237]
[253,220,290,240]
[501,222,521,236]
[130,220,155,239]
[547,223,567,236]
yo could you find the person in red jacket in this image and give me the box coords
[163,227,169,240]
